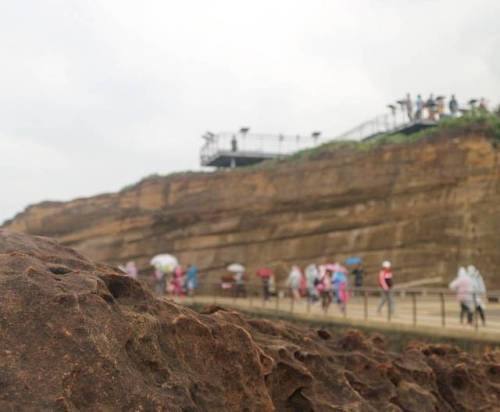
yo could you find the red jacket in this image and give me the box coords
[378,269,393,290]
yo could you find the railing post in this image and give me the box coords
[440,292,446,327]
[412,292,417,327]
[363,290,368,321]
[290,295,294,313]
[275,291,280,312]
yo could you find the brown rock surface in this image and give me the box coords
[3,130,500,287]
[0,230,499,411]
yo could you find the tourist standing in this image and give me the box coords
[415,95,424,120]
[376,261,394,316]
[449,267,473,325]
[405,93,413,121]
[426,94,436,120]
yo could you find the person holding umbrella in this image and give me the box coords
[345,257,364,294]
[256,266,273,301]
[150,254,178,296]
[227,263,246,297]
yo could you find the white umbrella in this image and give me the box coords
[150,254,178,273]
[227,263,245,273]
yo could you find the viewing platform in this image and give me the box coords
[200,113,446,168]
[200,130,323,168]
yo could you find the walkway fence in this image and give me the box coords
[169,282,500,335]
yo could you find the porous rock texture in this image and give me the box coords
[4,130,500,288]
[0,230,499,411]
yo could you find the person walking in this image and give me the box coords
[154,268,167,295]
[305,263,320,303]
[332,266,348,314]
[233,269,246,298]
[287,265,302,301]
[186,264,198,296]
[449,267,473,325]
[377,261,394,316]
[352,264,364,291]
[318,268,333,313]
[256,267,273,301]
[467,265,487,325]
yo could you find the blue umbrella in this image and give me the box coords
[345,257,362,265]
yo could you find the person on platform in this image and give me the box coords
[377,261,394,316]
[449,267,473,325]
[415,95,424,120]
[405,93,413,121]
[449,95,459,116]
[426,94,437,120]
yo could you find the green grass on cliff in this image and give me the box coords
[253,111,500,168]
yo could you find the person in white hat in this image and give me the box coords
[377,260,394,316]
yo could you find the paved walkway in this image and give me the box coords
[173,294,500,341]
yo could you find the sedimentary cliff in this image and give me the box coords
[4,127,500,288]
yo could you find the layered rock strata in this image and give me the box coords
[4,129,500,288]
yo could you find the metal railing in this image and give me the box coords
[163,281,500,334]
[200,132,324,165]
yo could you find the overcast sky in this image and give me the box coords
[1,0,499,223]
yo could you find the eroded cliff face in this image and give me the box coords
[4,131,500,287]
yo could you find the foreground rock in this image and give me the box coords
[0,230,498,411]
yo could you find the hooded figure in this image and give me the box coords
[449,267,473,324]
[467,265,486,325]
[287,266,302,300]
